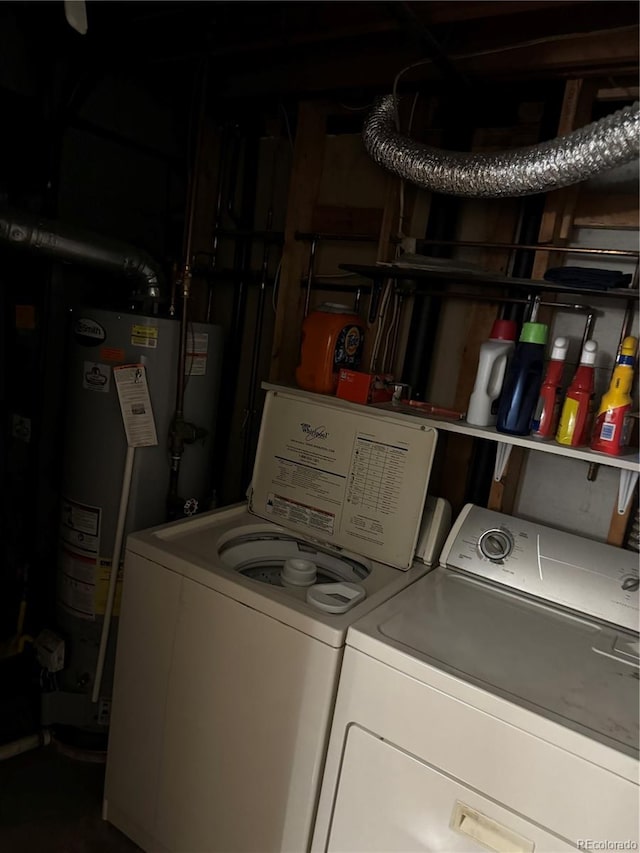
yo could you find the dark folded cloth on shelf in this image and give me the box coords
[544,266,633,290]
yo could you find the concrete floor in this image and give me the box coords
[0,744,140,853]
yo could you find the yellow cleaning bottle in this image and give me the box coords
[590,335,637,456]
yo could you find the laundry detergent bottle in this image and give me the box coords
[591,335,638,456]
[466,319,517,427]
[496,322,548,436]
[295,303,364,395]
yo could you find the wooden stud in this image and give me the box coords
[488,447,526,513]
[607,490,637,547]
[573,193,640,230]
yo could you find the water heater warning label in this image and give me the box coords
[131,324,158,348]
[185,332,209,376]
[59,498,102,621]
[114,364,158,447]
[61,499,100,554]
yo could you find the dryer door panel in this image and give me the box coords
[327,726,575,853]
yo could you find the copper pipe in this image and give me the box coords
[169,60,208,517]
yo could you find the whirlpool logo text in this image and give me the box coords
[300,423,329,442]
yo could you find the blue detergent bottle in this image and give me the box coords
[496,322,548,436]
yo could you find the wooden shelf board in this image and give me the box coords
[373,402,640,473]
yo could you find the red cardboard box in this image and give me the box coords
[336,369,394,405]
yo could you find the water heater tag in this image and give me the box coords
[114,364,158,447]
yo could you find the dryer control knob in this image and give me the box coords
[478,528,514,562]
[621,575,639,592]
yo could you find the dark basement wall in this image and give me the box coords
[0,6,193,738]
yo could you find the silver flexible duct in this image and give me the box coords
[0,210,163,299]
[363,95,640,197]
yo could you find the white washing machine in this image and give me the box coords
[312,503,639,853]
[103,385,451,853]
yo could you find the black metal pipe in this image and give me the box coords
[213,128,261,502]
[402,186,460,397]
[465,440,497,507]
[225,126,243,226]
[403,292,442,399]
[241,210,273,487]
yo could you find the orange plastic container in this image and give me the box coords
[295,303,364,394]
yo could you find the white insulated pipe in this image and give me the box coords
[92,445,136,704]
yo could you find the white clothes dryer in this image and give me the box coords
[312,504,639,853]
[103,385,450,853]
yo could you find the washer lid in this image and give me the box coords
[249,387,438,570]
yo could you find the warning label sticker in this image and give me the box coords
[185,332,209,376]
[131,324,158,348]
[100,346,125,363]
[58,497,102,620]
[60,498,101,555]
[264,492,335,535]
[58,547,97,621]
[83,362,110,393]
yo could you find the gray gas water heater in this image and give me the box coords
[43,307,223,734]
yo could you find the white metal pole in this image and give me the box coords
[92,444,136,703]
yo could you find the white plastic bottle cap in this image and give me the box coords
[550,336,569,360]
[580,340,598,365]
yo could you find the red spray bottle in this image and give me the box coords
[531,336,569,439]
[556,340,598,447]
